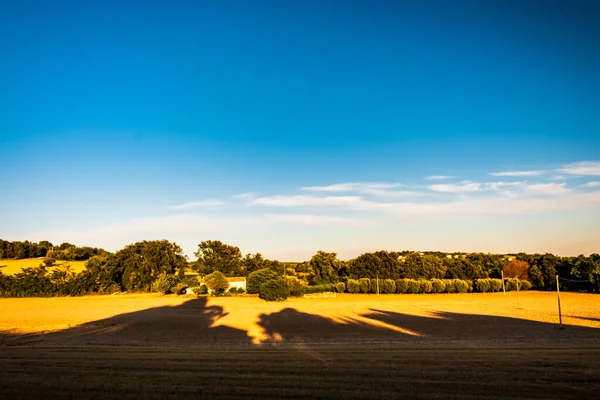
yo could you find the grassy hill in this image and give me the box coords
[0,258,88,275]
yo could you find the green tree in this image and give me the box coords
[247,268,279,294]
[308,251,341,284]
[117,240,186,292]
[195,240,242,276]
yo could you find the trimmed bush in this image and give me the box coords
[259,278,290,301]
[406,279,421,294]
[431,279,445,293]
[454,279,469,293]
[506,278,520,291]
[203,271,229,294]
[419,280,433,294]
[396,279,409,294]
[476,279,491,293]
[381,279,396,294]
[336,282,346,293]
[369,278,379,294]
[359,278,370,294]
[247,268,279,294]
[347,279,360,294]
[490,279,503,292]
[521,280,532,290]
[228,287,245,295]
[298,284,335,295]
[467,280,474,292]
[444,279,456,293]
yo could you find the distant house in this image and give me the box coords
[226,277,246,291]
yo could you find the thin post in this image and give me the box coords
[556,275,563,329]
[516,278,521,308]
[376,275,380,295]
[501,271,506,296]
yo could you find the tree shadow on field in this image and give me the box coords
[2,298,600,349]
[254,307,600,349]
[1,297,252,348]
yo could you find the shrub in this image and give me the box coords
[506,278,520,291]
[454,279,469,293]
[203,271,229,294]
[284,276,308,297]
[419,280,433,294]
[336,282,346,293]
[369,278,379,293]
[382,279,396,294]
[347,279,360,294]
[476,279,491,293]
[189,285,206,295]
[259,278,290,301]
[228,287,245,294]
[521,280,532,290]
[467,280,474,292]
[359,278,370,294]
[151,272,177,294]
[431,279,445,293]
[444,279,456,293]
[490,279,503,292]
[396,279,409,294]
[300,284,335,294]
[247,268,279,294]
[406,279,421,294]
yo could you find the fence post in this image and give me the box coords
[556,275,563,329]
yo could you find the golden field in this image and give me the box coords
[1,292,599,399]
[0,258,87,275]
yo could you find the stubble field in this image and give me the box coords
[1,292,599,399]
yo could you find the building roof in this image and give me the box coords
[226,277,247,283]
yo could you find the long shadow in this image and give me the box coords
[359,309,600,345]
[2,298,599,349]
[1,297,253,348]
[254,308,600,348]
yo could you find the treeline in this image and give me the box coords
[0,240,188,297]
[0,239,107,261]
[1,238,598,297]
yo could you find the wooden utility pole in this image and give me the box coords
[501,271,506,296]
[556,275,563,329]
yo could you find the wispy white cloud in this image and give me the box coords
[424,175,455,180]
[231,192,257,201]
[550,175,565,181]
[254,195,364,207]
[301,182,420,198]
[265,214,372,227]
[170,199,223,209]
[489,170,546,177]
[559,161,600,176]
[524,183,571,196]
[580,181,600,188]
[428,181,483,193]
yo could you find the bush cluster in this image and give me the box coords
[258,278,290,301]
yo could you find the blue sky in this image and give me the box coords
[1,0,599,259]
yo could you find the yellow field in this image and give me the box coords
[0,258,87,275]
[1,291,599,346]
[1,292,599,399]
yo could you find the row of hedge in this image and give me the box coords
[334,278,531,294]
